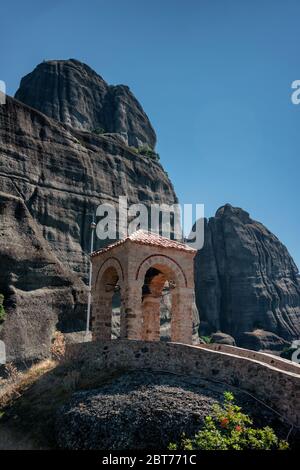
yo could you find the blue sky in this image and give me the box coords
[1,0,299,268]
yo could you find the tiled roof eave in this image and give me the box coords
[90,230,197,257]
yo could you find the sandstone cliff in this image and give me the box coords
[1,59,299,359]
[0,84,177,360]
[0,192,87,362]
[195,204,300,349]
[15,59,156,149]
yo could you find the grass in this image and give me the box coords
[0,358,125,449]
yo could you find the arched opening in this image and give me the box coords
[141,265,177,341]
[93,265,121,340]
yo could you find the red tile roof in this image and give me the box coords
[91,229,196,257]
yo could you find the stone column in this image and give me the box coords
[92,291,113,341]
[171,287,194,344]
[141,295,161,341]
[121,281,143,340]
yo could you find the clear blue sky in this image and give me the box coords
[1,0,299,268]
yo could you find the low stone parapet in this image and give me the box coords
[65,340,300,427]
[197,343,300,375]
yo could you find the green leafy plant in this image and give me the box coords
[0,294,5,323]
[200,335,212,344]
[168,392,289,450]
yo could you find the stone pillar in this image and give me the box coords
[92,291,113,341]
[171,287,194,344]
[121,281,143,340]
[141,295,161,341]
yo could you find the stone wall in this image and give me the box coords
[65,340,300,427]
[198,343,300,375]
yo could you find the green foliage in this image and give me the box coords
[129,146,139,154]
[91,127,106,135]
[200,335,212,344]
[168,392,289,451]
[0,294,5,323]
[138,145,160,160]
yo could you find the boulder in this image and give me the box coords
[55,370,287,450]
[211,332,236,346]
[237,330,290,352]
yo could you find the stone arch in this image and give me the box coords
[135,254,190,342]
[94,256,124,289]
[92,258,123,341]
[135,254,187,287]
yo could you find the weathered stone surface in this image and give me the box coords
[55,370,288,450]
[0,92,176,361]
[1,96,176,281]
[15,59,156,148]
[211,332,236,346]
[238,330,289,353]
[160,293,200,344]
[195,204,300,349]
[0,192,86,362]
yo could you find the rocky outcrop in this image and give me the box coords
[0,85,177,361]
[195,204,300,348]
[55,370,287,450]
[238,330,290,353]
[15,59,156,149]
[0,192,86,362]
[210,332,236,346]
[0,96,176,281]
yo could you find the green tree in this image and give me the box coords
[169,392,289,451]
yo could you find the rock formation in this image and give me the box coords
[0,61,178,361]
[1,59,299,359]
[0,192,86,362]
[15,59,156,148]
[195,204,300,349]
[55,370,287,450]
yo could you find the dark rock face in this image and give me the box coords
[0,96,176,280]
[0,93,176,361]
[55,371,287,450]
[195,204,300,348]
[238,330,290,353]
[15,59,156,149]
[0,192,86,362]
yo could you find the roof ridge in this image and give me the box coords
[91,229,196,257]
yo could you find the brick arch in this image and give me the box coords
[94,256,124,288]
[135,254,187,287]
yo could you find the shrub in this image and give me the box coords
[168,392,289,450]
[128,146,139,154]
[0,294,5,323]
[200,335,212,344]
[138,145,160,160]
